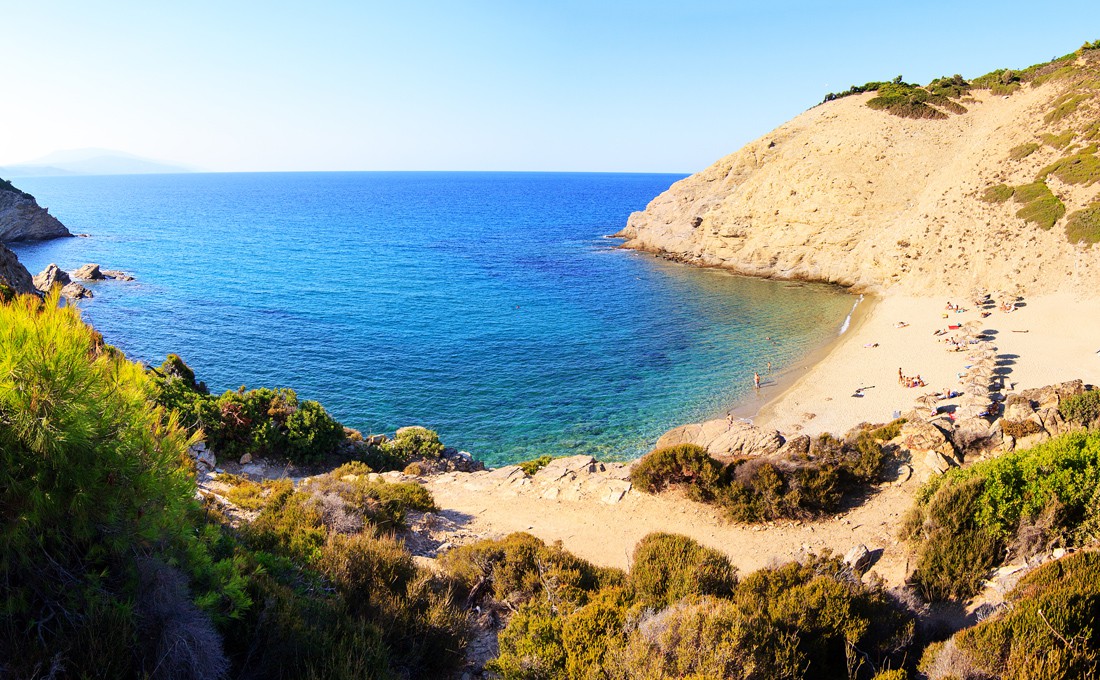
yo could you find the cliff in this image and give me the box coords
[0,244,37,295]
[619,46,1100,297]
[0,178,72,242]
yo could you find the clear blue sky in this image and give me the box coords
[2,1,1099,173]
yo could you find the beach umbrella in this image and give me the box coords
[963,320,984,329]
[961,394,991,407]
[958,405,989,419]
[972,356,998,366]
[975,342,997,351]
[915,394,941,408]
[966,367,995,378]
[967,351,996,361]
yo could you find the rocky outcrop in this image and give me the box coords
[60,282,93,300]
[72,263,105,280]
[33,263,70,292]
[0,181,72,242]
[0,244,37,295]
[618,51,1100,297]
[656,418,784,460]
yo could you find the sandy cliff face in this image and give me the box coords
[0,185,72,242]
[619,58,1100,296]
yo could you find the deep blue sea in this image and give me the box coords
[11,172,854,465]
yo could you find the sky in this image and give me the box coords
[2,1,1100,174]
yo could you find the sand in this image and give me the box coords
[752,293,1100,436]
[418,291,1100,586]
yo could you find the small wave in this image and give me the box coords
[839,294,864,335]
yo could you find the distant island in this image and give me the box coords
[0,147,193,177]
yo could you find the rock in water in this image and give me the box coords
[33,263,71,292]
[0,244,37,295]
[0,181,72,242]
[60,282,93,300]
[72,263,106,280]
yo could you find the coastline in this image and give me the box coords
[727,291,876,424]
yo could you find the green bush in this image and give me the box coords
[1041,130,1076,149]
[1065,203,1100,245]
[981,183,1015,203]
[440,533,621,612]
[1039,147,1100,186]
[1045,92,1091,124]
[1060,389,1100,424]
[1009,142,1041,160]
[487,599,567,679]
[629,443,724,499]
[629,533,737,608]
[866,82,949,119]
[945,551,1100,679]
[519,454,555,476]
[286,399,345,461]
[904,431,1100,600]
[1013,181,1065,230]
[0,291,234,675]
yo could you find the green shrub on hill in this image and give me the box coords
[981,183,1015,203]
[1060,388,1100,424]
[152,357,347,463]
[1045,92,1092,124]
[1065,203,1100,245]
[630,532,737,608]
[1013,181,1065,230]
[519,454,555,475]
[631,422,895,522]
[1009,142,1041,160]
[1039,145,1100,185]
[903,431,1100,600]
[1041,130,1076,149]
[866,82,949,119]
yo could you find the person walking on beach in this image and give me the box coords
[754,372,761,389]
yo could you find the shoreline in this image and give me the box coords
[727,291,876,425]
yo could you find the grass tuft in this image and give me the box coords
[1065,203,1100,245]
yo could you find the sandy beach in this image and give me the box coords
[752,293,1100,436]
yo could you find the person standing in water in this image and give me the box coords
[754,372,761,389]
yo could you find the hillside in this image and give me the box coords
[618,45,1100,296]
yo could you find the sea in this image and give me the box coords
[10,172,855,466]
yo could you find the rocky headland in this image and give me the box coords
[0,178,71,242]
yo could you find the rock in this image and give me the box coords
[656,418,783,459]
[1052,548,1067,559]
[923,449,956,475]
[72,263,106,281]
[1002,394,1034,422]
[60,282,93,300]
[239,453,252,465]
[365,434,388,446]
[0,244,38,296]
[0,182,72,242]
[534,455,599,483]
[902,418,954,455]
[775,434,811,458]
[843,544,873,574]
[602,480,632,504]
[100,269,134,281]
[894,464,913,485]
[196,449,216,470]
[32,263,70,292]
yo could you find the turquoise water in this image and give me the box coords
[11,172,854,466]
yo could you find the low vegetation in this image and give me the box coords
[1012,180,1065,230]
[1039,145,1100,186]
[631,419,899,522]
[518,454,555,476]
[922,550,1100,679]
[902,431,1100,601]
[980,183,1014,203]
[1065,203,1100,245]
[1008,141,1040,160]
[457,533,916,680]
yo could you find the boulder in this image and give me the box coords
[843,544,873,574]
[33,263,70,292]
[239,453,252,465]
[657,418,783,459]
[899,420,953,457]
[774,434,811,459]
[101,269,134,281]
[1001,394,1034,422]
[923,449,957,475]
[72,263,106,280]
[60,282,93,299]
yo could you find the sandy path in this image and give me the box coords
[425,465,915,585]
